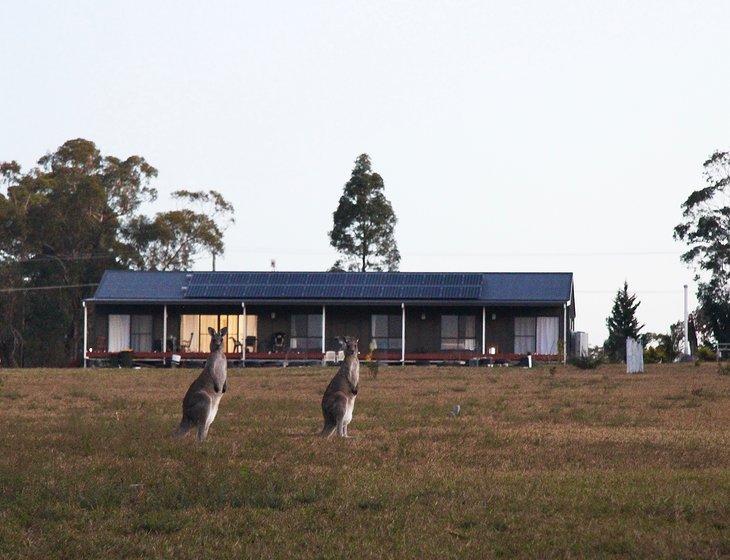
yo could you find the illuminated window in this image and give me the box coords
[180,314,254,352]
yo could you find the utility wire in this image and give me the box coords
[0,285,683,294]
[576,290,683,294]
[6,254,116,264]
[225,247,682,258]
[3,249,683,260]
[0,283,98,293]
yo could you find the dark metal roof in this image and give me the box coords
[89,270,573,305]
[92,271,191,301]
[479,272,574,302]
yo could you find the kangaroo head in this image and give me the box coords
[208,327,228,352]
[341,336,358,357]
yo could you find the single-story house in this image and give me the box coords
[83,270,576,366]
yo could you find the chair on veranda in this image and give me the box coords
[230,337,243,353]
[322,350,337,365]
[180,332,194,353]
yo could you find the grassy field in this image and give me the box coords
[0,363,728,559]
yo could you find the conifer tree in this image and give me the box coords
[604,281,645,361]
[329,154,400,272]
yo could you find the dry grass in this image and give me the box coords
[0,362,728,559]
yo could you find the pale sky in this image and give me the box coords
[2,1,729,344]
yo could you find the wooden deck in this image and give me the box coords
[86,350,561,366]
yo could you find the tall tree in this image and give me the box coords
[643,318,696,363]
[329,154,400,272]
[0,139,234,366]
[674,151,730,344]
[604,281,644,361]
[124,190,234,271]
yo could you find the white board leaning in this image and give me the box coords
[626,337,644,374]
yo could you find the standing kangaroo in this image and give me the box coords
[174,327,228,442]
[320,337,359,438]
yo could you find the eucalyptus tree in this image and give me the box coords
[0,139,234,366]
[674,151,730,345]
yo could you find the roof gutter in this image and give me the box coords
[85,298,570,307]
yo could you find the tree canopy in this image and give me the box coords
[673,151,730,344]
[0,139,234,366]
[604,281,644,362]
[329,154,400,272]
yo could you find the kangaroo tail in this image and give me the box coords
[320,423,337,438]
[173,418,193,439]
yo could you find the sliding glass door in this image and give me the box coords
[180,314,258,353]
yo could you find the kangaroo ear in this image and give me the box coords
[220,327,228,336]
[208,327,216,336]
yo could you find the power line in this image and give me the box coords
[5,254,116,264]
[226,246,682,258]
[3,248,684,261]
[0,283,99,293]
[576,290,684,294]
[0,284,686,294]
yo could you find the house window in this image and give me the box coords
[180,314,248,353]
[515,316,559,354]
[130,315,153,352]
[371,314,402,350]
[291,314,322,350]
[441,315,476,350]
[536,316,559,354]
[108,314,131,352]
[514,317,536,354]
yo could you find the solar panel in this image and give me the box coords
[94,269,573,304]
[181,271,557,301]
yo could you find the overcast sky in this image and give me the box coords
[2,0,729,343]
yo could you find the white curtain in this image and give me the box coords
[108,314,131,352]
[536,316,559,354]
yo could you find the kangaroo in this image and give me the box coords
[320,337,359,438]
[174,327,228,442]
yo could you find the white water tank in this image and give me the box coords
[572,331,589,357]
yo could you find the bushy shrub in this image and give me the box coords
[644,346,667,364]
[570,355,603,370]
[696,346,717,361]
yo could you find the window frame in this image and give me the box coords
[130,314,153,352]
[180,314,243,353]
[515,316,561,355]
[514,316,537,354]
[440,314,477,351]
[370,314,402,350]
[290,313,323,350]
